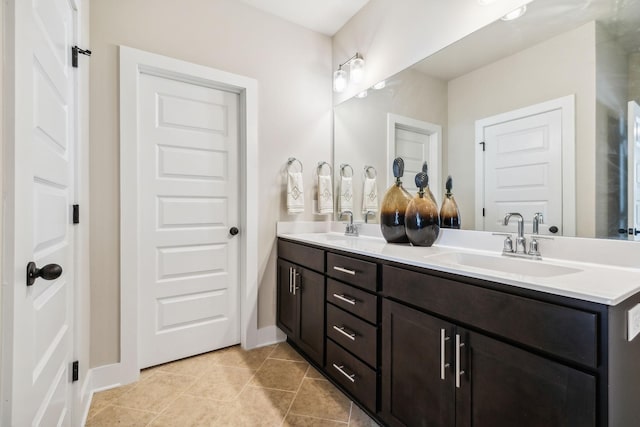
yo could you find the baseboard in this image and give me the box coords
[247,325,286,349]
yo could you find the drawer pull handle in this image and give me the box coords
[332,293,356,305]
[440,329,450,380]
[333,325,356,341]
[455,334,465,388]
[332,363,356,383]
[333,266,356,275]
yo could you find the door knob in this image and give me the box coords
[548,226,559,234]
[26,262,62,287]
[229,227,239,236]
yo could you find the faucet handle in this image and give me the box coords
[492,232,514,253]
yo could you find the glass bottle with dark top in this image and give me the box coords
[405,171,440,247]
[380,158,413,243]
[440,175,461,229]
[421,162,438,206]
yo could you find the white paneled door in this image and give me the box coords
[4,0,77,424]
[138,73,241,368]
[628,100,640,240]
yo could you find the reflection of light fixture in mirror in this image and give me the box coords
[356,90,368,98]
[501,5,527,20]
[333,52,365,93]
[477,0,498,4]
[373,80,386,90]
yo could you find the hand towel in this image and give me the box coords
[362,177,379,213]
[317,174,334,214]
[339,176,354,213]
[287,171,305,214]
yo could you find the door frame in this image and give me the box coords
[474,94,576,236]
[628,100,640,239]
[386,113,442,202]
[117,46,259,385]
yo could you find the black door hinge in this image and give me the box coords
[73,204,80,224]
[479,141,486,151]
[482,208,485,217]
[72,46,92,68]
[72,361,79,382]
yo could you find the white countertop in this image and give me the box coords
[277,222,640,306]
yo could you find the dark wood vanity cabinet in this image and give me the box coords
[276,241,325,367]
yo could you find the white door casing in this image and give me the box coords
[119,46,265,386]
[2,0,78,424]
[387,113,442,203]
[138,73,240,368]
[475,95,576,236]
[628,100,640,240]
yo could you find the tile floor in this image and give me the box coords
[86,342,380,426]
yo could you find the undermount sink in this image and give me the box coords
[425,252,582,278]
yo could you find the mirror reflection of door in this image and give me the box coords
[628,100,640,240]
[475,95,576,236]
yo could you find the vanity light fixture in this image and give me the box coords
[333,52,365,93]
[501,5,527,20]
[373,80,386,90]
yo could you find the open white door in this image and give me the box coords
[2,0,77,424]
[628,100,640,240]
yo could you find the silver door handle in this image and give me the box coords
[332,325,356,341]
[289,267,293,294]
[455,334,465,388]
[440,329,450,380]
[332,293,356,305]
[293,271,300,295]
[332,363,356,383]
[333,266,356,275]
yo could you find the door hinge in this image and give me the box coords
[72,46,92,68]
[72,361,79,382]
[482,208,485,217]
[73,204,80,224]
[479,141,486,151]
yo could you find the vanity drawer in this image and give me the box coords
[326,304,377,367]
[278,239,324,273]
[327,279,377,324]
[327,252,377,291]
[382,265,598,368]
[326,339,377,412]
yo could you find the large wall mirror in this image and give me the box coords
[334,0,640,240]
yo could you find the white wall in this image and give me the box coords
[89,0,332,366]
[332,0,530,105]
[447,22,597,237]
[630,53,640,104]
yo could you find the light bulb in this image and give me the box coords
[349,56,365,84]
[333,68,347,93]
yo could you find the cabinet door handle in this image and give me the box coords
[440,329,451,380]
[332,325,356,341]
[333,266,356,275]
[455,334,465,388]
[332,363,356,383]
[289,267,293,294]
[332,293,356,305]
[293,271,300,295]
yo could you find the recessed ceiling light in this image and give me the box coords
[373,80,386,90]
[478,0,498,5]
[501,5,527,21]
[356,90,368,99]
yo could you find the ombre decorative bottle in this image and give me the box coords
[421,162,438,206]
[440,176,461,229]
[380,158,413,243]
[405,171,440,247]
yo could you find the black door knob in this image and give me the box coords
[549,226,559,234]
[26,262,62,287]
[229,227,239,236]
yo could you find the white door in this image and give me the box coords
[138,73,241,368]
[628,100,640,240]
[476,96,576,236]
[3,0,77,424]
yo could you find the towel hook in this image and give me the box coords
[287,157,303,172]
[364,165,377,179]
[340,163,354,178]
[317,161,333,176]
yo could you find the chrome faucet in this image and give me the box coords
[364,210,376,224]
[340,210,359,236]
[503,213,526,254]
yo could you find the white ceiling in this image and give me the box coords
[238,0,370,36]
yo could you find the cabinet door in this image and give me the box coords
[297,267,325,366]
[382,299,456,427]
[276,259,297,337]
[456,328,596,427]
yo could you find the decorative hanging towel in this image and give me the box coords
[362,177,378,213]
[339,175,354,212]
[318,174,334,214]
[286,171,305,214]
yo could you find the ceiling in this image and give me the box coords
[238,0,370,36]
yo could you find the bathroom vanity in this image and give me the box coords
[276,229,640,427]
